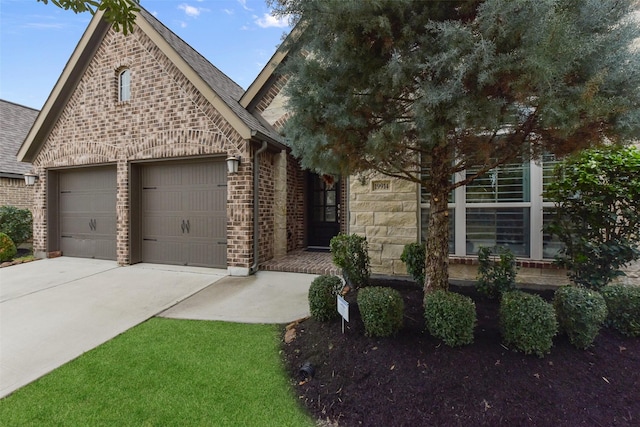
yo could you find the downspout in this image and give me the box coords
[250,140,269,274]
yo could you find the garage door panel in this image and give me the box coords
[142,214,183,238]
[59,166,116,260]
[140,160,227,267]
[142,240,184,265]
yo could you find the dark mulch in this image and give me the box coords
[282,280,640,427]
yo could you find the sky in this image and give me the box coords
[0,0,292,110]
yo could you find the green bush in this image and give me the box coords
[308,275,343,322]
[330,233,371,288]
[0,232,17,262]
[553,286,608,349]
[400,242,426,287]
[600,285,640,337]
[544,145,640,289]
[424,290,476,347]
[500,291,558,357]
[0,206,33,246]
[357,287,404,337]
[476,246,518,299]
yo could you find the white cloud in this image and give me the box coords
[237,0,252,11]
[178,3,205,18]
[223,8,234,15]
[255,13,288,29]
[24,22,65,29]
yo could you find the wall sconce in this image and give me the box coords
[226,156,240,174]
[24,172,38,186]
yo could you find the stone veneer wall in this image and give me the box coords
[0,178,33,211]
[30,26,259,269]
[349,175,418,276]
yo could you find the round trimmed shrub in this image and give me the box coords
[308,275,343,321]
[424,290,476,347]
[600,285,640,337]
[554,286,607,349]
[500,291,558,357]
[357,287,404,337]
[0,232,17,262]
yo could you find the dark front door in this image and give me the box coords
[307,173,340,248]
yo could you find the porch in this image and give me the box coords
[260,249,340,276]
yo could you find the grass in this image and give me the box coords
[0,319,314,427]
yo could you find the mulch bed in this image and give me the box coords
[282,280,640,426]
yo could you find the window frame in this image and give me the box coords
[420,157,559,260]
[118,68,131,102]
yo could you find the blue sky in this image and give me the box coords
[0,0,292,110]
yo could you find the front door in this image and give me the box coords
[307,173,340,248]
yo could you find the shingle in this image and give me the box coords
[0,100,38,176]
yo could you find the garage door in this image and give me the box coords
[141,160,227,268]
[59,166,117,260]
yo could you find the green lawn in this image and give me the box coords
[0,319,314,427]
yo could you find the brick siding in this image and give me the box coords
[0,178,33,211]
[31,26,262,269]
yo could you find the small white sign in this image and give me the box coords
[337,295,349,322]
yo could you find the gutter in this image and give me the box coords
[250,140,269,274]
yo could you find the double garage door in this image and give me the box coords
[57,160,227,268]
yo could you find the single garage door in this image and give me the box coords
[141,160,227,268]
[59,166,117,260]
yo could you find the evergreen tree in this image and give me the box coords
[270,0,640,292]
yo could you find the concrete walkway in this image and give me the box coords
[159,271,316,323]
[0,257,315,399]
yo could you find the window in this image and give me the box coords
[421,156,561,260]
[118,69,131,102]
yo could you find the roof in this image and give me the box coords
[18,6,285,163]
[0,100,38,177]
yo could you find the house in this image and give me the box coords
[17,7,638,286]
[0,100,38,211]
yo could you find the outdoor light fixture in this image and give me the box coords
[226,156,240,174]
[24,172,38,186]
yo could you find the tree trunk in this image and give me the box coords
[424,145,451,296]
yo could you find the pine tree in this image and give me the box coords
[270,0,640,293]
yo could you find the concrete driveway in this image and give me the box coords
[0,257,226,398]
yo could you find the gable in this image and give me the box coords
[17,7,285,164]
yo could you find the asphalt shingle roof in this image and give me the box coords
[0,100,38,176]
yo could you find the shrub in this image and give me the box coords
[553,286,608,349]
[330,233,371,288]
[400,242,426,287]
[544,145,640,290]
[476,246,518,299]
[424,290,476,347]
[357,287,404,337]
[0,206,33,246]
[600,285,640,337]
[500,291,558,357]
[308,275,343,322]
[0,232,17,262]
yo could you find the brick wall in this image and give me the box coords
[31,26,257,269]
[0,178,33,211]
[286,155,305,251]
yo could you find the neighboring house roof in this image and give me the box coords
[17,6,285,163]
[0,100,38,178]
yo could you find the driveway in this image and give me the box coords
[0,257,226,398]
